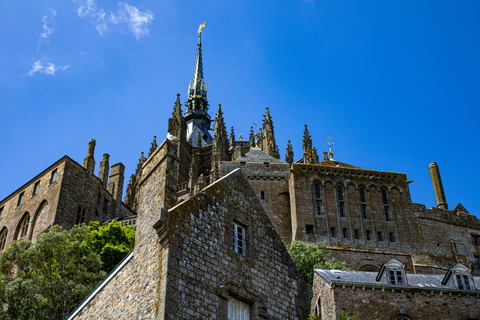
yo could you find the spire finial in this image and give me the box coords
[326,136,334,160]
[198,21,206,34]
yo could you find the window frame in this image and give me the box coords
[232,223,246,256]
[17,192,24,207]
[50,168,57,184]
[0,227,7,251]
[33,180,40,197]
[314,184,321,199]
[359,188,366,203]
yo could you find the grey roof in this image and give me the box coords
[315,269,480,290]
[235,148,285,164]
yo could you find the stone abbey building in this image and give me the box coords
[2,26,480,319]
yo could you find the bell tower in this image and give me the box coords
[184,22,213,147]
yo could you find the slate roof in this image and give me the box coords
[234,148,285,164]
[314,269,480,290]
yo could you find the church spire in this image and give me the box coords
[184,22,212,147]
[285,140,294,164]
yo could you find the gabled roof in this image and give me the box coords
[454,203,469,214]
[234,148,285,164]
[441,263,472,286]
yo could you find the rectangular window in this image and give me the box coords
[389,232,395,242]
[331,228,335,238]
[384,207,390,221]
[464,275,471,290]
[389,270,404,285]
[472,235,480,246]
[354,230,359,239]
[260,191,265,200]
[17,192,24,207]
[315,184,321,199]
[382,190,388,205]
[50,169,57,184]
[306,224,314,235]
[362,205,367,219]
[366,230,371,240]
[233,223,245,255]
[339,203,344,217]
[342,228,347,239]
[0,206,3,219]
[475,255,480,270]
[228,296,250,320]
[316,201,321,216]
[33,181,40,196]
[377,232,383,241]
[337,186,343,201]
[359,188,366,203]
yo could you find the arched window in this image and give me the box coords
[382,189,388,205]
[395,317,412,320]
[15,213,30,240]
[0,227,7,251]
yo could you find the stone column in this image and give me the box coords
[98,154,110,187]
[83,139,96,175]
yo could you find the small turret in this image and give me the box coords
[230,126,235,148]
[148,136,158,157]
[98,154,110,186]
[83,139,96,175]
[262,107,280,159]
[108,163,125,203]
[285,140,294,164]
[429,162,448,209]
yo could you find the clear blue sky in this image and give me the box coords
[1,1,479,215]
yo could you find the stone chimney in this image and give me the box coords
[98,154,110,187]
[83,139,96,175]
[108,163,125,203]
[429,162,448,209]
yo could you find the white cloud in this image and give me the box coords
[40,9,57,41]
[111,3,154,39]
[74,0,107,36]
[28,61,70,76]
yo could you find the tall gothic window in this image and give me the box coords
[382,190,388,205]
[0,228,7,251]
[337,186,343,201]
[228,296,250,320]
[359,188,366,203]
[15,213,30,240]
[314,184,321,199]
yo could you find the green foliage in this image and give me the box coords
[306,310,379,320]
[286,241,347,285]
[0,225,106,320]
[0,221,135,319]
[85,220,135,273]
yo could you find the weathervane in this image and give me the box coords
[198,21,206,34]
[326,136,334,160]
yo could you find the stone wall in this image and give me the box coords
[0,158,65,247]
[72,140,178,319]
[159,168,311,319]
[220,161,292,243]
[312,273,480,320]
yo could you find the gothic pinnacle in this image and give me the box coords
[285,140,294,164]
[148,136,157,157]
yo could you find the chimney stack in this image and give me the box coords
[83,139,96,175]
[98,154,110,187]
[429,162,448,209]
[108,163,125,203]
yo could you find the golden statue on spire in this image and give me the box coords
[198,21,206,34]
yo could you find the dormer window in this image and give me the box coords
[441,263,475,290]
[389,270,404,285]
[456,274,471,290]
[376,258,407,286]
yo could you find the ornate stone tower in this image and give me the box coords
[211,104,230,181]
[184,23,212,147]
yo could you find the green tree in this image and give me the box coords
[85,220,135,273]
[0,225,106,320]
[286,240,347,285]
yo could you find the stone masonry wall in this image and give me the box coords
[0,158,65,248]
[54,158,131,231]
[220,162,292,243]
[72,140,178,320]
[160,168,311,319]
[312,273,480,320]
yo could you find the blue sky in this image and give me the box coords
[1,1,479,215]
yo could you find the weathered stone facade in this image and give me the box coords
[0,141,132,251]
[312,260,480,320]
[69,143,310,320]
